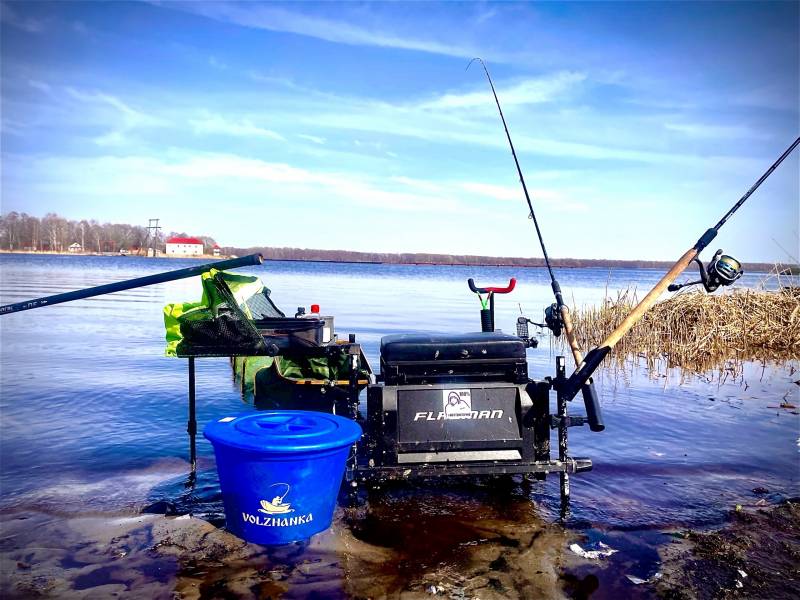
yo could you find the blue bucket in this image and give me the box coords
[204,410,362,545]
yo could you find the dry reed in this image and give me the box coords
[565,286,800,376]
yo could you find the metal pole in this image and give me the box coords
[187,357,197,485]
[556,356,570,519]
[0,253,264,315]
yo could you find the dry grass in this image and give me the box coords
[566,286,800,376]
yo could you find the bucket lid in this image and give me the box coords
[203,410,362,454]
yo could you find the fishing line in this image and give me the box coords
[468,56,592,376]
[467,58,562,301]
[468,58,605,433]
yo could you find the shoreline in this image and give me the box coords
[0,250,792,273]
[2,497,796,599]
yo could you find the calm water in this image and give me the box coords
[0,254,797,540]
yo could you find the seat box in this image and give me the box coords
[380,332,528,385]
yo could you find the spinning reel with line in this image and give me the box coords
[668,249,744,292]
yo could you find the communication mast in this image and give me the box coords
[145,218,161,257]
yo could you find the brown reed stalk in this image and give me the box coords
[564,287,800,376]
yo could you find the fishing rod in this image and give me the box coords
[562,136,800,401]
[0,253,264,315]
[468,57,604,431]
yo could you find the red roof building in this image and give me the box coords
[166,237,203,245]
[165,236,204,256]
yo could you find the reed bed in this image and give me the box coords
[565,286,800,376]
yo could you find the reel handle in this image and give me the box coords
[467,278,517,294]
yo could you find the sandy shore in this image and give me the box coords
[656,499,800,600]
[0,486,578,599]
[2,494,798,599]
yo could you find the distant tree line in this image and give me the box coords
[0,212,216,254]
[0,213,785,271]
[228,245,784,273]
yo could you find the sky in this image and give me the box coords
[1,1,798,262]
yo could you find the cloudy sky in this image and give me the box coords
[1,1,797,261]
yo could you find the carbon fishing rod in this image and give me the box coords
[0,253,264,315]
[468,57,603,431]
[562,136,800,402]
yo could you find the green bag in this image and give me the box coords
[163,269,284,357]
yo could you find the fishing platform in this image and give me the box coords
[167,267,603,514]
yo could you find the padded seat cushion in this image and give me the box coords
[380,332,526,363]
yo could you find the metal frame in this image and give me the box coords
[184,352,592,517]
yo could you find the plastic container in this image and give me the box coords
[204,410,362,545]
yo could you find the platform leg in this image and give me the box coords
[556,356,570,520]
[187,357,197,487]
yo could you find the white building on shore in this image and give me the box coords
[165,237,204,256]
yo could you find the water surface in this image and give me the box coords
[0,254,797,596]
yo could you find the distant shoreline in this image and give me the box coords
[0,249,220,260]
[1,249,793,273]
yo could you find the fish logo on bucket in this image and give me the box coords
[258,483,294,514]
[243,482,314,529]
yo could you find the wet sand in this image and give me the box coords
[0,481,577,599]
[2,491,798,598]
[656,499,800,600]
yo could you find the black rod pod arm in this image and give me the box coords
[0,253,264,315]
[562,135,800,402]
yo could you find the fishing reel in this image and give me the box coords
[544,303,564,337]
[516,301,564,346]
[668,249,743,293]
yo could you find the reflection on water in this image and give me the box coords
[0,253,798,596]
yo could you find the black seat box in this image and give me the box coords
[380,332,528,385]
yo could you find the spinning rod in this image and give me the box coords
[563,136,800,401]
[467,59,576,343]
[469,58,603,431]
[0,253,264,315]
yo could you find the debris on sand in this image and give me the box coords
[657,499,800,600]
[568,541,618,560]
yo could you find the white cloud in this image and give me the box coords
[298,133,326,145]
[72,20,89,35]
[208,55,227,70]
[66,88,154,124]
[189,112,285,141]
[460,182,519,201]
[1,2,45,33]
[460,181,587,212]
[63,87,162,146]
[664,122,763,140]
[27,79,51,93]
[419,71,587,110]
[732,86,798,112]
[159,1,483,60]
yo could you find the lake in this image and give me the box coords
[0,253,797,598]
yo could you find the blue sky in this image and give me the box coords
[1,1,797,261]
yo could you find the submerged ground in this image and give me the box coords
[0,255,797,598]
[2,485,798,599]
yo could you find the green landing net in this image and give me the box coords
[163,268,283,357]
